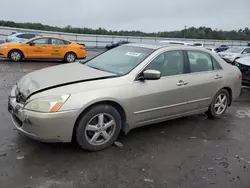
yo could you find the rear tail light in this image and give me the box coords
[239,73,242,80]
[80,47,85,50]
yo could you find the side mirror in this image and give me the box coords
[139,69,161,80]
[29,42,35,46]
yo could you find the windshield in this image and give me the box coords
[226,47,243,53]
[84,46,154,75]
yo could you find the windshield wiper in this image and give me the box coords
[87,65,104,71]
[87,65,121,76]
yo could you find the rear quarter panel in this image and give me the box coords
[216,56,242,101]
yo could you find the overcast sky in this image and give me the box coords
[1,0,250,32]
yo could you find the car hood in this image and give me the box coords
[17,62,116,99]
[236,57,250,66]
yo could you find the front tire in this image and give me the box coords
[64,52,76,63]
[75,105,121,151]
[9,50,23,62]
[206,89,230,119]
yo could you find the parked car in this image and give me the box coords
[234,56,250,87]
[8,43,242,151]
[5,32,40,43]
[217,47,250,64]
[193,42,204,47]
[214,45,229,52]
[0,36,86,63]
[106,40,130,50]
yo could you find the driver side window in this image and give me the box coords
[31,38,49,45]
[145,50,185,77]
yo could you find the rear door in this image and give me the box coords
[50,38,70,58]
[179,50,224,111]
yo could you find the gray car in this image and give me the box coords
[8,43,242,151]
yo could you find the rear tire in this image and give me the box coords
[9,50,23,62]
[206,89,229,119]
[64,52,76,63]
[75,105,121,151]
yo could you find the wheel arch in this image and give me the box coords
[72,100,129,141]
[221,87,232,106]
[64,51,77,59]
[8,49,25,58]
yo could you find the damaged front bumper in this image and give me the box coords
[8,85,78,143]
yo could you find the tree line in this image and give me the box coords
[0,20,250,41]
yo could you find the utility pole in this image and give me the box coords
[184,25,187,38]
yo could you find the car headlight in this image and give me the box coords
[0,46,8,49]
[24,94,70,113]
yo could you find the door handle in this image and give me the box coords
[177,80,188,86]
[215,74,223,79]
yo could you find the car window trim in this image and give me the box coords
[184,49,223,74]
[50,38,69,45]
[28,37,50,45]
[134,49,188,81]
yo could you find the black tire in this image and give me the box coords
[9,50,23,62]
[206,89,230,119]
[75,105,121,151]
[64,52,76,63]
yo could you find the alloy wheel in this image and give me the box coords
[11,51,21,61]
[214,93,228,115]
[85,113,116,146]
[67,53,76,62]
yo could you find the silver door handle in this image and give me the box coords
[215,75,223,79]
[177,80,188,86]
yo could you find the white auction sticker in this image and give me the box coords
[125,52,141,57]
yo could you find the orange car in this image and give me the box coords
[0,36,87,63]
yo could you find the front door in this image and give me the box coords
[130,50,193,126]
[24,38,50,58]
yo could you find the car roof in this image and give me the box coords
[124,43,209,51]
[26,35,72,42]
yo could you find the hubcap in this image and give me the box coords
[67,54,75,62]
[11,52,21,61]
[85,113,116,146]
[214,93,227,115]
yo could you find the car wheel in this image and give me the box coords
[76,105,121,151]
[206,89,230,119]
[9,50,23,62]
[64,52,76,63]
